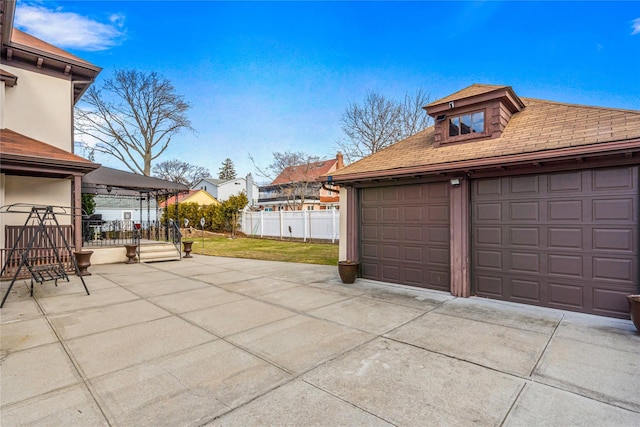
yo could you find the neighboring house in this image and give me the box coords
[326,84,640,319]
[259,153,343,211]
[192,173,258,205]
[93,195,159,223]
[0,2,101,251]
[159,189,220,209]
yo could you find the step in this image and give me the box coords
[139,243,181,263]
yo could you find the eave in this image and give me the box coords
[325,138,640,185]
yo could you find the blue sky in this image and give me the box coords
[14,1,640,180]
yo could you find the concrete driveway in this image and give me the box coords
[1,255,639,426]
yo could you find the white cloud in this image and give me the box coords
[632,18,640,35]
[15,3,125,51]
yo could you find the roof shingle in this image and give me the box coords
[329,96,640,180]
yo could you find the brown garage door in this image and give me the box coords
[360,182,450,291]
[472,166,638,318]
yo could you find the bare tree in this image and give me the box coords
[338,88,431,164]
[152,159,210,188]
[251,151,322,210]
[75,69,193,175]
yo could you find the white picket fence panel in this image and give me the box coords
[240,209,340,242]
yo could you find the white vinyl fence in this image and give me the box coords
[240,209,340,242]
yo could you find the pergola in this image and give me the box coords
[81,166,189,240]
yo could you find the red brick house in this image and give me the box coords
[325,84,640,318]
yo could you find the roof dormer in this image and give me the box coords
[424,84,525,147]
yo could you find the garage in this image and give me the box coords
[360,182,450,291]
[472,166,638,318]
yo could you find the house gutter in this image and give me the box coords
[322,138,640,185]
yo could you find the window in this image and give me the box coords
[449,111,484,137]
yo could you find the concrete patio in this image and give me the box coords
[1,255,639,426]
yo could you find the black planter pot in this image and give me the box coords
[74,250,93,276]
[628,295,640,333]
[338,261,359,284]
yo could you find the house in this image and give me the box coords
[259,153,343,211]
[0,1,101,252]
[192,173,259,205]
[159,189,220,208]
[325,84,640,319]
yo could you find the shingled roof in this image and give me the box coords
[272,157,340,185]
[0,128,99,173]
[327,89,640,183]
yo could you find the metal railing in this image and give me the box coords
[166,219,182,258]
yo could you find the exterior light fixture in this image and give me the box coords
[449,101,455,109]
[450,178,461,186]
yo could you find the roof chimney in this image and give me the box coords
[336,152,344,169]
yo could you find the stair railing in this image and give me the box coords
[168,219,183,259]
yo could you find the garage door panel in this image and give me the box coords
[548,282,584,308]
[476,203,502,221]
[593,199,634,221]
[361,243,378,258]
[382,245,400,261]
[548,254,583,277]
[360,182,450,291]
[510,227,539,246]
[510,175,539,193]
[548,171,582,192]
[510,202,539,220]
[428,247,449,266]
[403,185,422,200]
[403,226,423,241]
[476,227,502,245]
[593,167,634,190]
[592,228,634,251]
[476,275,503,296]
[510,252,541,273]
[382,225,399,241]
[427,182,449,198]
[510,278,542,302]
[382,207,399,221]
[476,178,502,196]
[428,205,449,221]
[592,257,634,281]
[382,264,400,282]
[593,287,637,316]
[361,189,378,202]
[404,246,423,262]
[476,250,502,269]
[361,207,378,221]
[361,262,379,278]
[473,166,638,319]
[548,200,583,221]
[548,227,582,249]
[361,225,378,240]
[428,270,449,291]
[382,187,399,201]
[403,206,422,221]
[404,268,423,285]
[428,226,449,243]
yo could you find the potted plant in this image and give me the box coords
[338,260,359,284]
[628,295,640,333]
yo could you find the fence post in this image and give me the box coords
[260,210,264,238]
[332,207,336,243]
[279,209,283,240]
[303,210,308,242]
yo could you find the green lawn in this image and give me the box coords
[185,236,339,265]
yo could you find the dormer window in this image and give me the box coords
[449,111,484,137]
[425,84,525,147]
